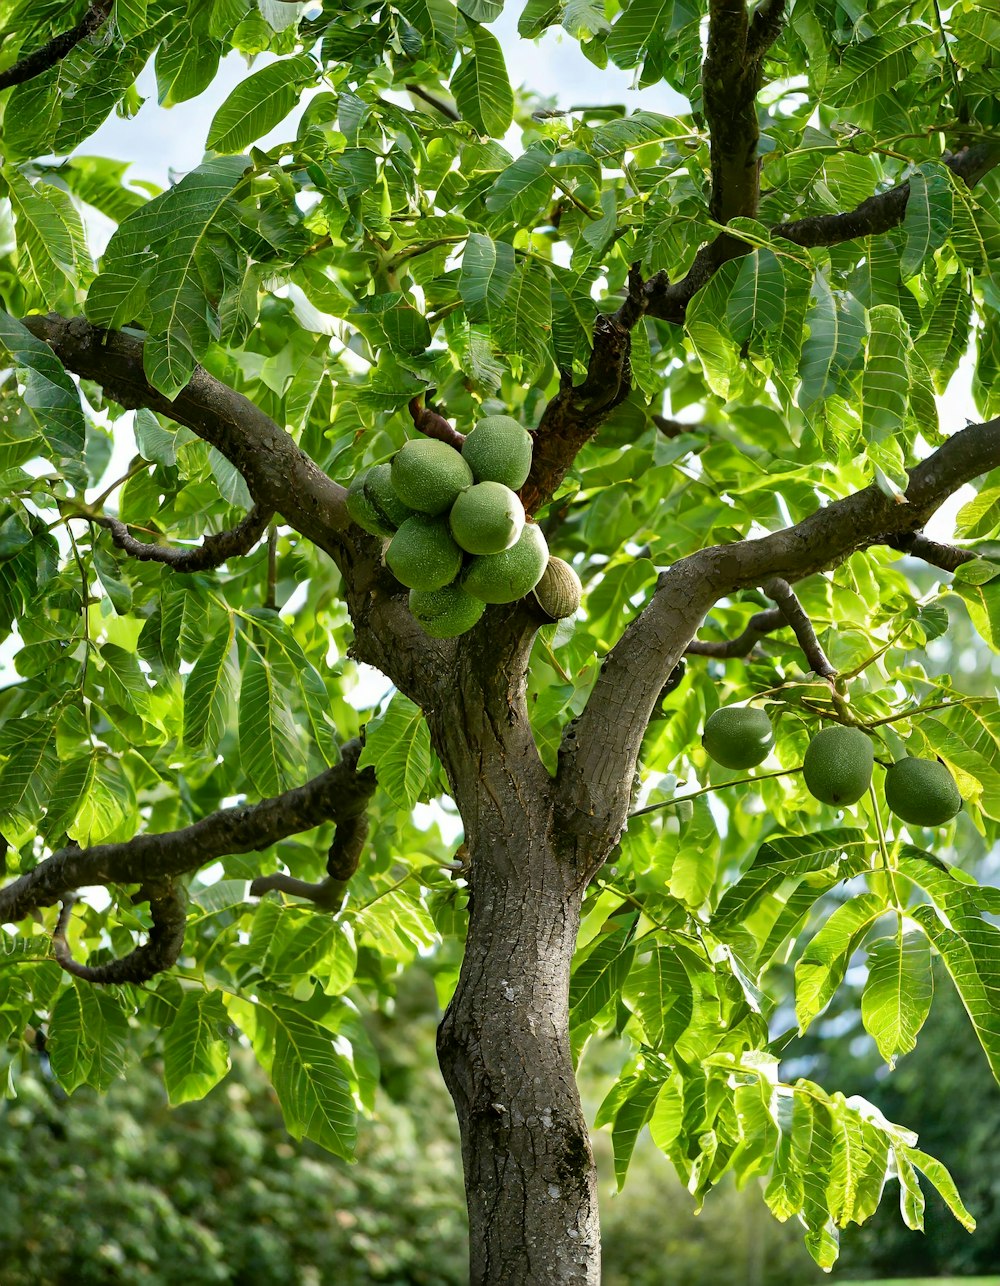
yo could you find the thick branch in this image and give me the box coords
[524,138,997,513]
[521,269,647,515]
[557,416,1000,865]
[23,314,443,702]
[53,883,187,984]
[21,315,350,560]
[0,740,376,925]
[95,505,273,572]
[703,0,758,225]
[249,809,370,909]
[0,1,113,92]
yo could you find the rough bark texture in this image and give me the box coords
[438,819,598,1286]
[412,615,602,1284]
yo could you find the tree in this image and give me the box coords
[0,0,999,1282]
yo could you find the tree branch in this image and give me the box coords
[685,606,784,658]
[0,740,376,926]
[0,0,113,93]
[703,0,759,225]
[644,141,1000,325]
[21,315,350,559]
[747,0,788,58]
[21,313,448,707]
[762,577,837,678]
[522,135,997,516]
[249,805,370,909]
[409,395,465,450]
[557,416,1000,865]
[52,883,187,985]
[92,505,273,572]
[520,268,648,515]
[885,530,980,573]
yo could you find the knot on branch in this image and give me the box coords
[52,882,188,985]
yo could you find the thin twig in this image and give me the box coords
[629,765,803,819]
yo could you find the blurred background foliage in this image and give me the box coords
[2,945,997,1284]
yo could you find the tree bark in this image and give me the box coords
[425,627,602,1284]
[437,818,599,1285]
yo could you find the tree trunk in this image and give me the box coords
[437,822,600,1285]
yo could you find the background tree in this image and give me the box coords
[1,1,1000,1283]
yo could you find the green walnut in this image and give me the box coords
[461,415,533,490]
[385,515,463,591]
[702,706,774,770]
[884,757,962,827]
[346,471,394,538]
[409,583,487,639]
[462,523,549,604]
[390,439,474,515]
[449,481,525,555]
[363,462,416,530]
[802,725,874,806]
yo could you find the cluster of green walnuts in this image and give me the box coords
[347,415,582,637]
[703,706,963,828]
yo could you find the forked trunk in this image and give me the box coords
[437,826,599,1285]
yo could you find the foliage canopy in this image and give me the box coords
[1,0,1000,1278]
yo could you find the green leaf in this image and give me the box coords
[87,155,251,398]
[726,248,786,345]
[357,693,433,808]
[713,830,869,932]
[491,258,552,367]
[798,275,866,415]
[3,168,82,303]
[900,164,952,278]
[0,311,86,485]
[795,893,887,1033]
[623,939,693,1049]
[957,485,1000,540]
[207,55,316,153]
[100,641,152,717]
[947,171,1000,272]
[459,0,505,19]
[861,305,910,447]
[48,983,129,1093]
[460,233,516,322]
[915,272,973,394]
[906,1147,976,1232]
[610,1074,662,1189]
[826,26,928,104]
[861,931,933,1067]
[238,642,304,798]
[114,0,149,42]
[183,616,236,751]
[606,0,673,71]
[570,922,637,1026]
[162,991,232,1105]
[268,1001,358,1159]
[451,24,514,137]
